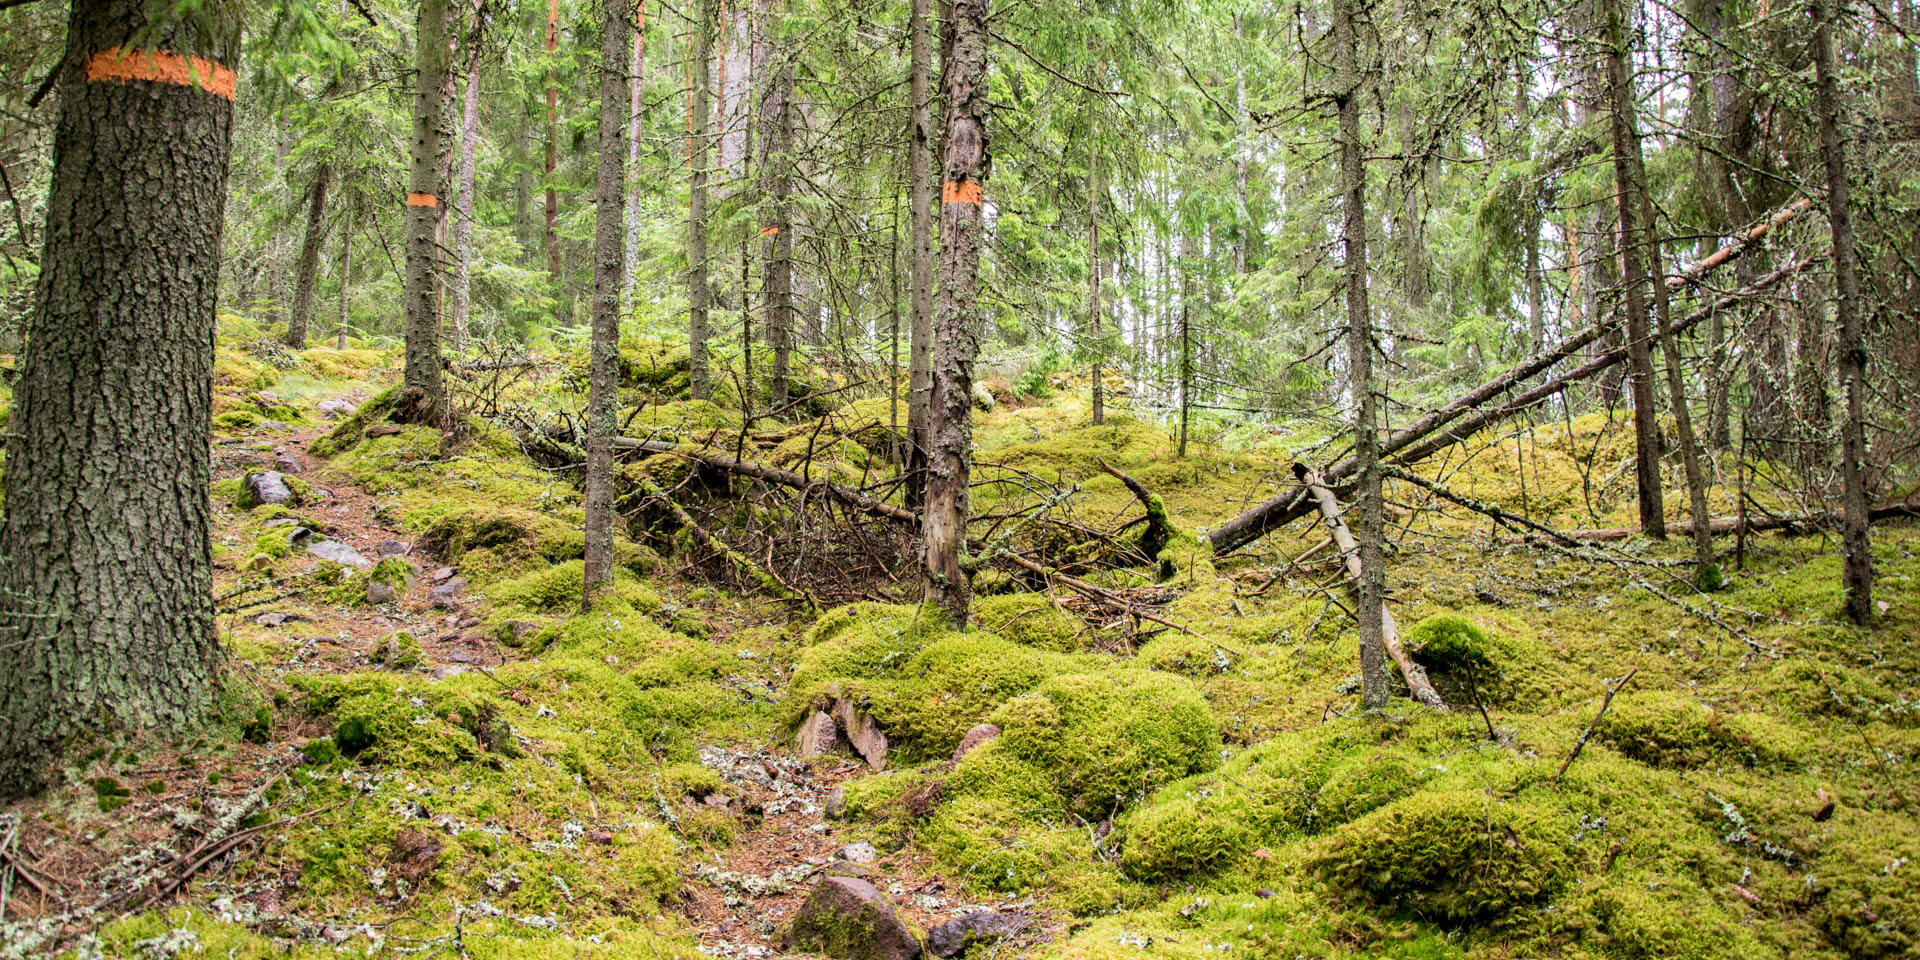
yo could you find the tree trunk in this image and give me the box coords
[1088,93,1104,425]
[623,1,648,306]
[337,201,353,349]
[1814,0,1875,623]
[287,161,330,349]
[1603,0,1665,537]
[921,0,991,624]
[1331,0,1389,712]
[545,0,562,313]
[759,5,793,412]
[904,0,935,504]
[688,0,713,401]
[1177,232,1191,458]
[403,0,451,423]
[0,0,239,798]
[450,36,482,351]
[583,0,633,608]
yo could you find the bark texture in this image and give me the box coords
[0,0,239,797]
[450,40,482,351]
[544,0,562,303]
[403,0,451,422]
[759,18,794,411]
[921,0,991,624]
[583,0,633,607]
[287,162,330,349]
[688,0,714,401]
[1604,0,1666,537]
[903,0,934,504]
[622,2,648,306]
[1814,0,1875,623]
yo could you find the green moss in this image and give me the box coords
[371,631,425,670]
[989,671,1221,818]
[1305,789,1572,926]
[307,385,397,458]
[1811,809,1920,959]
[1564,869,1770,960]
[1596,690,1803,768]
[972,593,1082,650]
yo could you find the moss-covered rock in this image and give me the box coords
[1305,789,1572,926]
[1596,690,1803,768]
[972,593,1082,650]
[989,671,1220,818]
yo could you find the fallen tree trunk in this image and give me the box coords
[1208,255,1815,555]
[1098,458,1173,561]
[611,435,918,526]
[1295,467,1445,709]
[1565,501,1920,541]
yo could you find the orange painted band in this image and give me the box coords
[761,226,779,236]
[407,193,440,208]
[942,180,983,205]
[86,47,236,101]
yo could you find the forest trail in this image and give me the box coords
[205,404,1044,959]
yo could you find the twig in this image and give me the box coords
[1556,668,1638,783]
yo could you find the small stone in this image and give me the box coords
[446,648,475,663]
[926,912,1030,959]
[258,420,292,433]
[784,877,922,960]
[318,398,357,419]
[432,566,456,582]
[823,785,848,820]
[587,830,615,845]
[796,710,843,759]
[274,455,304,474]
[430,665,468,680]
[242,471,294,508]
[950,723,1000,764]
[839,842,877,864]
[377,540,410,557]
[703,793,733,808]
[366,424,404,438]
[367,580,398,605]
[823,860,876,879]
[430,578,468,607]
[832,699,889,771]
[306,539,372,568]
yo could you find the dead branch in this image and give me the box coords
[1556,668,1638,782]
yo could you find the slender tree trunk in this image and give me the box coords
[403,0,451,422]
[545,0,562,310]
[623,1,648,306]
[583,0,633,607]
[451,32,482,351]
[337,201,353,349]
[0,0,239,797]
[1177,232,1191,457]
[759,38,793,411]
[688,0,714,400]
[1089,93,1104,425]
[1815,0,1875,622]
[1331,0,1389,712]
[288,162,330,349]
[921,0,991,624]
[904,0,935,503]
[1604,0,1665,537]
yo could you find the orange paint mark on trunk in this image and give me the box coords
[761,225,779,236]
[86,47,237,100]
[942,180,983,205]
[407,193,440,208]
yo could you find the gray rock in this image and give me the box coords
[318,398,357,419]
[796,710,843,759]
[926,912,1030,959]
[430,577,468,607]
[784,877,922,960]
[367,580,398,605]
[823,860,876,878]
[823,784,848,820]
[951,723,1000,764]
[839,842,877,864]
[274,455,304,474]
[377,540,411,557]
[832,699,889,771]
[432,566,456,582]
[430,664,468,681]
[306,538,372,568]
[243,471,294,507]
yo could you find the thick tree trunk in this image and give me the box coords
[1603,0,1665,537]
[403,0,451,423]
[1331,0,1389,712]
[545,0,562,309]
[904,0,935,504]
[1815,0,1875,623]
[921,0,991,624]
[688,0,713,401]
[759,5,793,412]
[0,0,239,798]
[583,0,633,607]
[287,161,330,349]
[623,2,648,306]
[450,39,481,351]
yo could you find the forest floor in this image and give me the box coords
[1,325,1917,960]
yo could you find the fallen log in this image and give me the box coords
[1294,466,1445,709]
[1097,458,1173,561]
[1209,255,1815,555]
[1564,501,1920,541]
[611,435,918,526]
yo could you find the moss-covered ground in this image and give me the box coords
[1,319,1914,960]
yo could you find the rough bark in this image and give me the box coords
[921,0,991,624]
[1331,0,1389,712]
[1814,0,1875,622]
[1177,231,1191,457]
[688,0,713,401]
[0,0,239,797]
[583,0,634,607]
[544,0,561,305]
[904,0,935,504]
[450,33,481,351]
[403,0,451,423]
[1088,93,1104,426]
[337,201,352,349]
[623,1,648,306]
[759,14,793,412]
[1603,0,1665,538]
[287,161,330,349]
